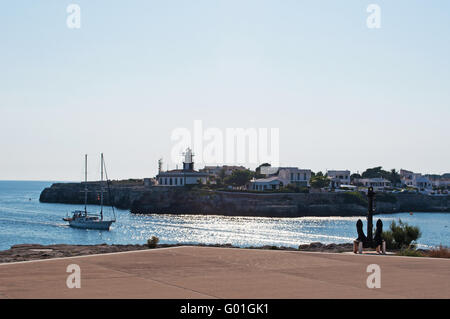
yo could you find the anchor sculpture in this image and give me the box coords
[353,186,386,254]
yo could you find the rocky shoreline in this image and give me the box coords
[39,182,450,217]
[0,242,356,264]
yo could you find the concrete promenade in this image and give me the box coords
[0,246,449,298]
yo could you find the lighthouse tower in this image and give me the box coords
[182,148,194,171]
[156,147,208,186]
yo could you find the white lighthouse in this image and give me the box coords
[156,147,208,186]
[182,147,194,171]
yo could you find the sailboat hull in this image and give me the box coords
[69,219,114,230]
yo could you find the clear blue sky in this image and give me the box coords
[1,1,449,181]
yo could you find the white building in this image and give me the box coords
[430,178,450,189]
[357,178,392,191]
[400,169,420,187]
[249,166,311,191]
[156,148,209,186]
[400,169,432,190]
[414,176,432,190]
[281,168,312,187]
[248,176,285,191]
[327,170,351,188]
[273,167,312,187]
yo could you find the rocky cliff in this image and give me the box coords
[39,183,450,217]
[38,182,144,209]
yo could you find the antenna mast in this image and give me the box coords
[84,154,88,215]
[103,155,116,222]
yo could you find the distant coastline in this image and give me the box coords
[39,181,450,217]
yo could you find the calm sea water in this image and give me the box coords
[0,181,449,251]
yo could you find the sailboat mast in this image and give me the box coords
[103,155,116,222]
[84,154,88,215]
[100,153,104,220]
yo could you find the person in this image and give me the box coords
[354,219,367,253]
[374,219,383,254]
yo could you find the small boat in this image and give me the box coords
[64,153,116,230]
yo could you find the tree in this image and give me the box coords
[361,167,401,186]
[310,175,330,189]
[382,220,421,249]
[388,169,401,186]
[316,171,324,177]
[223,169,254,187]
[350,173,362,186]
[361,166,390,179]
[217,168,227,185]
[282,184,309,193]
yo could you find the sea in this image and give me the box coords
[0,180,449,251]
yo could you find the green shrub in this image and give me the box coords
[382,219,421,249]
[341,191,367,206]
[397,248,424,257]
[382,230,395,249]
[298,186,309,193]
[376,193,397,203]
[147,236,159,248]
[425,245,450,258]
[280,184,309,193]
[310,175,330,188]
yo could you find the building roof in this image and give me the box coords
[327,170,350,174]
[415,176,431,183]
[251,176,284,183]
[359,177,391,183]
[157,169,209,177]
[202,165,247,170]
[268,167,311,176]
[277,167,311,171]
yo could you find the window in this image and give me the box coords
[297,173,300,180]
[164,178,167,185]
[304,173,306,180]
[159,178,162,185]
[180,178,183,185]
[291,173,294,181]
[169,178,172,185]
[175,178,177,185]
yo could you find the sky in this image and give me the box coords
[1,1,449,181]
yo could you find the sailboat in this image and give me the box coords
[63,153,116,230]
